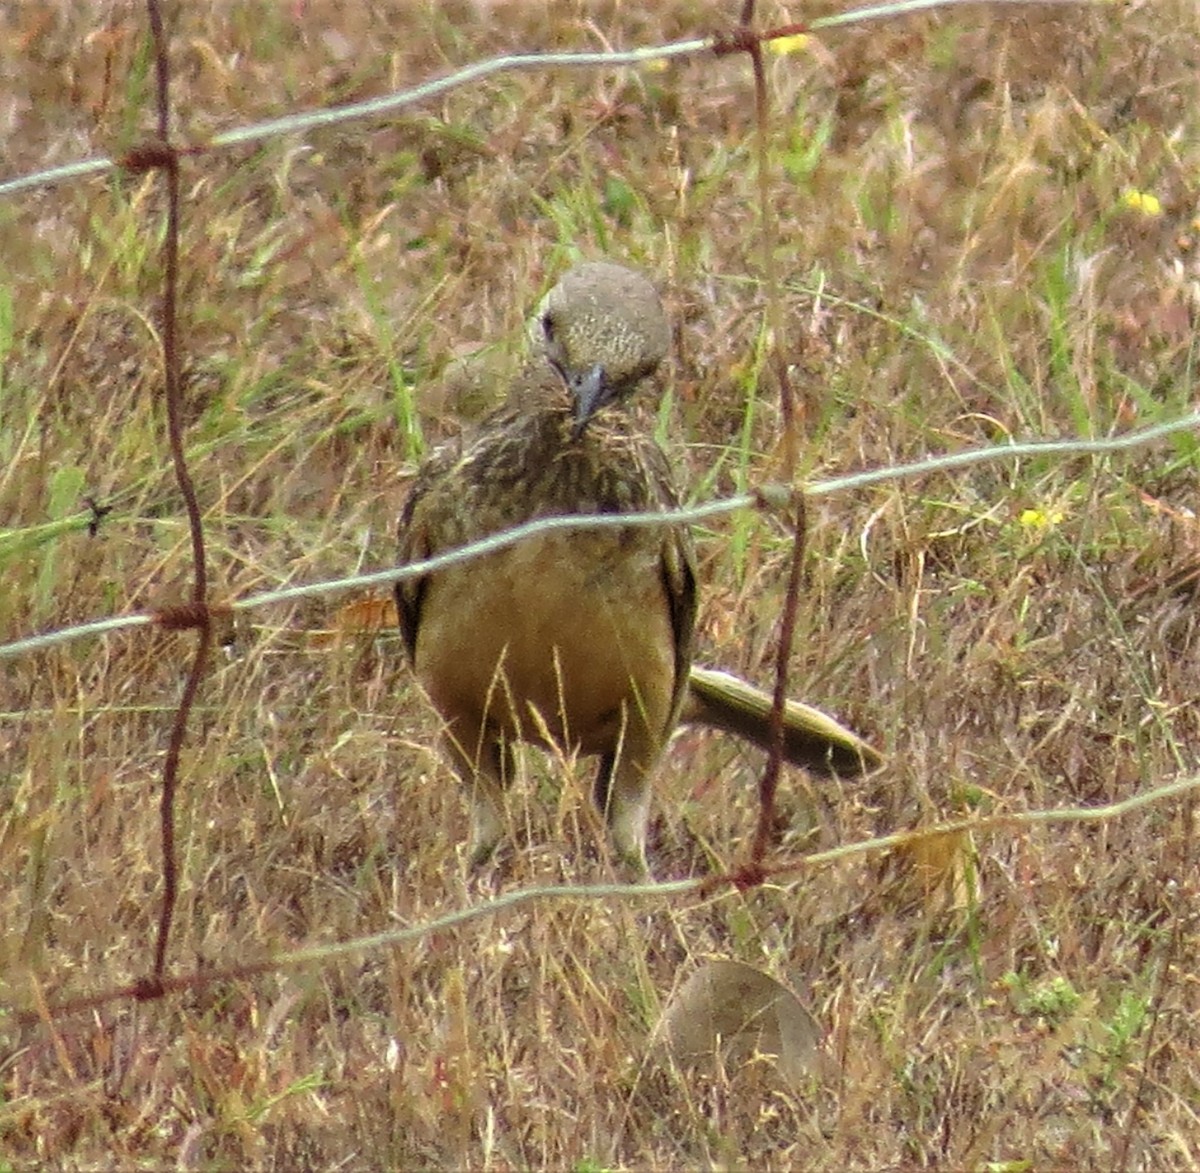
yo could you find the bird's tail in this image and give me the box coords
[681,666,882,777]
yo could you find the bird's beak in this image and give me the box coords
[565,363,612,436]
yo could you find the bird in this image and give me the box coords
[396,261,880,871]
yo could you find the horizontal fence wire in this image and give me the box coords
[16,768,1198,1023]
[0,0,1094,200]
[260,768,1200,971]
[2,412,1197,662]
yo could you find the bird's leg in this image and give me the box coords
[595,749,653,876]
[443,730,511,866]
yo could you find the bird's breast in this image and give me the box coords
[414,528,679,751]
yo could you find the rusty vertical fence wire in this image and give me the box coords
[139,0,212,988]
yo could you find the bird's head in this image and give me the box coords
[535,261,670,434]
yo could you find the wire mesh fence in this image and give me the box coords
[2,0,1191,1050]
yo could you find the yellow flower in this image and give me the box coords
[1019,507,1065,529]
[1122,189,1163,217]
[768,33,810,55]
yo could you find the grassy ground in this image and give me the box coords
[3,0,1200,1167]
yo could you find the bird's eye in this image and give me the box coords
[541,311,556,341]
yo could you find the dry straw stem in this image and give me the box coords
[3,411,1198,660]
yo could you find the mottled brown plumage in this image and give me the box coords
[397,262,690,868]
[397,261,879,870]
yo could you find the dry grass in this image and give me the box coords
[3,0,1200,1167]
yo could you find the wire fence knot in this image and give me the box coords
[152,601,231,636]
[119,137,180,175]
[711,25,760,56]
